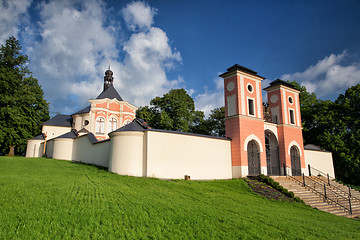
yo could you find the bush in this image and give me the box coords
[257,174,303,203]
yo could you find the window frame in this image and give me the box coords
[247,97,255,116]
[95,117,105,134]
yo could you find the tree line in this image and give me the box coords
[290,81,360,185]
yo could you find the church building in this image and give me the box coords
[26,64,335,180]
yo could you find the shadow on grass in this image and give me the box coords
[70,160,108,171]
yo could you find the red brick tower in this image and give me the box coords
[220,65,266,177]
[264,79,305,176]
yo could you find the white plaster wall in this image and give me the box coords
[232,166,249,178]
[25,140,44,157]
[146,131,232,180]
[261,167,267,175]
[52,139,74,161]
[108,131,144,177]
[82,113,91,131]
[72,135,110,168]
[42,126,71,140]
[304,150,335,178]
[74,115,82,130]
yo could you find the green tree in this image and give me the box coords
[0,36,49,155]
[320,85,360,185]
[290,80,360,185]
[205,106,225,137]
[136,89,205,132]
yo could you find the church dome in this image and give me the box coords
[105,69,113,76]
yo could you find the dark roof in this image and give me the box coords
[56,129,79,139]
[85,132,99,144]
[219,64,265,79]
[72,105,90,115]
[78,128,89,133]
[112,118,149,133]
[30,134,45,140]
[96,85,123,101]
[145,128,230,141]
[263,79,297,91]
[112,118,229,141]
[43,114,72,127]
[304,144,329,152]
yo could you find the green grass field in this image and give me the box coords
[0,157,359,239]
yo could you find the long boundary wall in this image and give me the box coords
[145,131,232,180]
[109,130,232,180]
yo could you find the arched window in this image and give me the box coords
[95,117,105,134]
[123,119,131,126]
[108,117,118,132]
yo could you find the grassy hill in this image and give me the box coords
[0,157,359,239]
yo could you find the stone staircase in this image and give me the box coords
[271,176,360,218]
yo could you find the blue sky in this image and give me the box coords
[1,0,360,116]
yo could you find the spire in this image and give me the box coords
[104,61,114,91]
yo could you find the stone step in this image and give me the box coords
[270,176,360,219]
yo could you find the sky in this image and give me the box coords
[1,0,360,116]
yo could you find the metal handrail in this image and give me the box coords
[284,164,352,214]
[308,165,335,180]
[308,165,360,202]
[306,176,351,203]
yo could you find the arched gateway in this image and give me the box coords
[290,146,301,176]
[247,140,261,175]
[265,131,280,175]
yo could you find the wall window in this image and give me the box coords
[289,109,295,124]
[247,83,253,93]
[248,99,255,116]
[123,119,131,126]
[95,117,105,134]
[288,96,293,104]
[108,117,118,132]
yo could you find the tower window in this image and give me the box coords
[289,109,295,124]
[248,99,255,116]
[288,96,293,104]
[247,84,253,93]
[95,117,105,134]
[108,117,118,132]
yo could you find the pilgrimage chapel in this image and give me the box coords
[26,64,335,180]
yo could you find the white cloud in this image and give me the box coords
[118,26,182,107]
[0,0,32,43]
[281,51,360,98]
[29,0,119,113]
[25,0,182,114]
[194,77,224,117]
[122,1,157,31]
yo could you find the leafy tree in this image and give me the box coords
[205,106,225,137]
[0,36,49,155]
[290,80,360,185]
[320,85,360,185]
[136,89,205,132]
